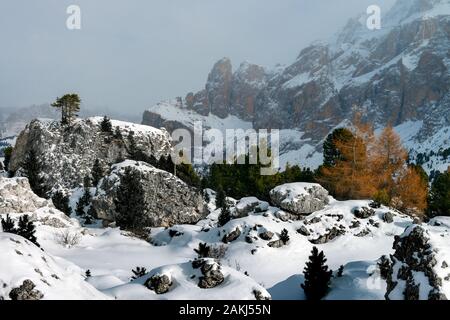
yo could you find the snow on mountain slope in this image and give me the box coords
[0,233,108,300]
[106,259,271,300]
[3,176,449,300]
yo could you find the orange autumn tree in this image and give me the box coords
[370,125,408,204]
[318,116,376,200]
[392,166,428,217]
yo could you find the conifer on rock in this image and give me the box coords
[215,185,226,209]
[51,94,81,125]
[100,116,113,133]
[301,247,332,300]
[52,191,72,217]
[218,202,231,227]
[280,229,290,244]
[114,167,146,231]
[91,159,104,187]
[1,214,16,233]
[113,126,123,140]
[131,267,147,280]
[21,149,47,198]
[17,215,39,247]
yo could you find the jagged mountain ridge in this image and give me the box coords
[142,0,450,173]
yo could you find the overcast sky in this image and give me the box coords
[0,0,395,117]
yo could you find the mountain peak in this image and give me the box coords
[385,0,450,25]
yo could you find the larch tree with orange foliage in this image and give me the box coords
[370,125,408,204]
[392,166,428,217]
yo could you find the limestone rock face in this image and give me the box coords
[10,118,172,192]
[384,225,447,300]
[0,177,53,214]
[206,58,233,119]
[91,161,206,227]
[270,183,329,215]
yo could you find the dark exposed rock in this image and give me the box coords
[310,227,345,244]
[222,227,241,244]
[297,226,311,236]
[267,239,285,248]
[144,274,172,294]
[258,231,274,241]
[383,212,394,224]
[9,280,43,300]
[355,229,371,237]
[369,201,381,209]
[385,226,447,300]
[442,261,448,269]
[194,259,225,289]
[353,207,375,219]
[253,290,271,301]
[349,220,361,229]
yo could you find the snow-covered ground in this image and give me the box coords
[4,177,441,300]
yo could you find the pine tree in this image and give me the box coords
[301,247,332,300]
[127,131,139,160]
[1,214,16,233]
[337,265,344,277]
[52,191,72,217]
[113,126,123,140]
[114,167,146,231]
[215,185,226,209]
[91,159,104,187]
[84,214,93,225]
[100,116,113,133]
[428,168,450,217]
[3,146,13,172]
[21,149,47,198]
[17,215,39,247]
[194,242,210,258]
[280,229,290,244]
[218,202,231,227]
[323,128,354,167]
[75,199,86,216]
[131,267,147,280]
[51,94,81,125]
[87,205,97,220]
[85,270,92,278]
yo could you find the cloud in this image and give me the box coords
[0,0,396,116]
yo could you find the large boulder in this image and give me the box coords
[269,183,329,215]
[9,118,172,192]
[91,161,206,227]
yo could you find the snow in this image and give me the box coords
[0,233,108,300]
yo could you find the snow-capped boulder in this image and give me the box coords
[384,225,447,300]
[105,258,271,300]
[9,118,172,192]
[0,233,108,300]
[92,161,206,227]
[0,177,53,214]
[270,183,329,215]
[235,197,269,217]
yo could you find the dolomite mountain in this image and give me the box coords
[142,0,450,173]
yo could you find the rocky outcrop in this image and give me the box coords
[384,225,447,300]
[144,274,172,294]
[206,58,233,118]
[222,227,241,243]
[0,177,53,214]
[193,259,225,289]
[353,207,376,219]
[269,183,329,215]
[10,118,172,192]
[9,280,43,300]
[91,161,206,227]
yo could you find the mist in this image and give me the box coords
[0,0,395,118]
